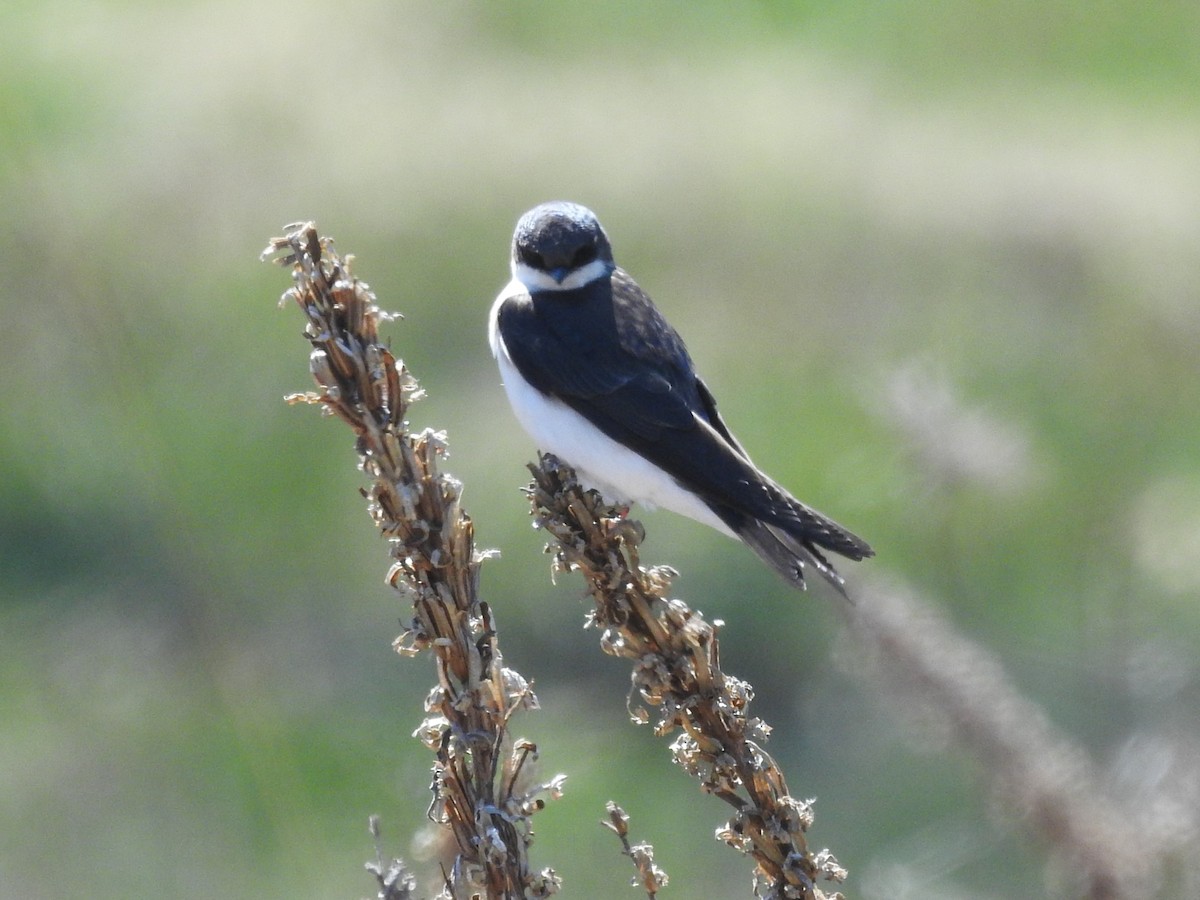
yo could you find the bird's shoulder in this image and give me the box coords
[607,269,691,371]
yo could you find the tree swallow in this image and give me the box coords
[489,201,873,591]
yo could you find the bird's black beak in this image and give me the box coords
[549,266,570,284]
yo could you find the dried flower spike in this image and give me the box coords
[530,454,845,900]
[266,223,561,899]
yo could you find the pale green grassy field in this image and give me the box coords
[3,3,1198,897]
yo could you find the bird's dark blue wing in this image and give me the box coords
[496,270,702,438]
[496,271,872,563]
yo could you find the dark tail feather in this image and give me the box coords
[721,494,873,596]
[734,518,851,595]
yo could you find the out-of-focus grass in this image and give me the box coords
[2,2,1198,897]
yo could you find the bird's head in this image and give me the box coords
[511,201,615,291]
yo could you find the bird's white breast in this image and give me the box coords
[489,279,734,537]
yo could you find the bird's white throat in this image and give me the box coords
[512,258,612,292]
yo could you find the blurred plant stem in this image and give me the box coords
[844,579,1162,899]
[264,223,562,899]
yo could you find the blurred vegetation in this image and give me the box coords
[2,1,1198,898]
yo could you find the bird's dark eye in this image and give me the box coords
[519,247,546,269]
[571,244,597,267]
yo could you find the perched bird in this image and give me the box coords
[489,201,873,592]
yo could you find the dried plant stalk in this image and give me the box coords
[603,802,669,898]
[263,223,562,900]
[529,454,846,900]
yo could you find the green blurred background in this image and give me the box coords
[3,2,1199,897]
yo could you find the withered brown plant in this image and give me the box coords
[263,223,563,899]
[529,456,847,900]
[264,222,845,900]
[603,802,670,898]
